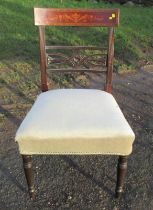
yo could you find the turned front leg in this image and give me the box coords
[115,155,128,198]
[22,155,35,200]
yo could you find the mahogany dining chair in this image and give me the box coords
[15,8,135,200]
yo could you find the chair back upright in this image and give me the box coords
[34,8,120,93]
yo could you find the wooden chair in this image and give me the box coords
[15,8,135,200]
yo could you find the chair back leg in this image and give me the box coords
[22,155,35,200]
[115,155,128,198]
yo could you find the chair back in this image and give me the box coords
[34,8,120,93]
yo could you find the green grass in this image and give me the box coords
[0,0,153,70]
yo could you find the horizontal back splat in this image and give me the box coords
[34,8,120,27]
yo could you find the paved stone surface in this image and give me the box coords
[0,68,153,210]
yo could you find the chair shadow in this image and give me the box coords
[61,156,114,196]
[0,160,26,193]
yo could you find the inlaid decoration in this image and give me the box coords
[109,13,116,20]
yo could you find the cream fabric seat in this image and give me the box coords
[16,89,135,155]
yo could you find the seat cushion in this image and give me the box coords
[15,89,135,155]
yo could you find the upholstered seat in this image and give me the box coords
[16,89,135,155]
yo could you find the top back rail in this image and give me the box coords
[34,8,119,27]
[34,8,120,93]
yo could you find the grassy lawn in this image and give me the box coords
[0,0,153,105]
[0,0,153,66]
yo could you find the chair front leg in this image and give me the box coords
[22,155,35,200]
[115,155,128,198]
